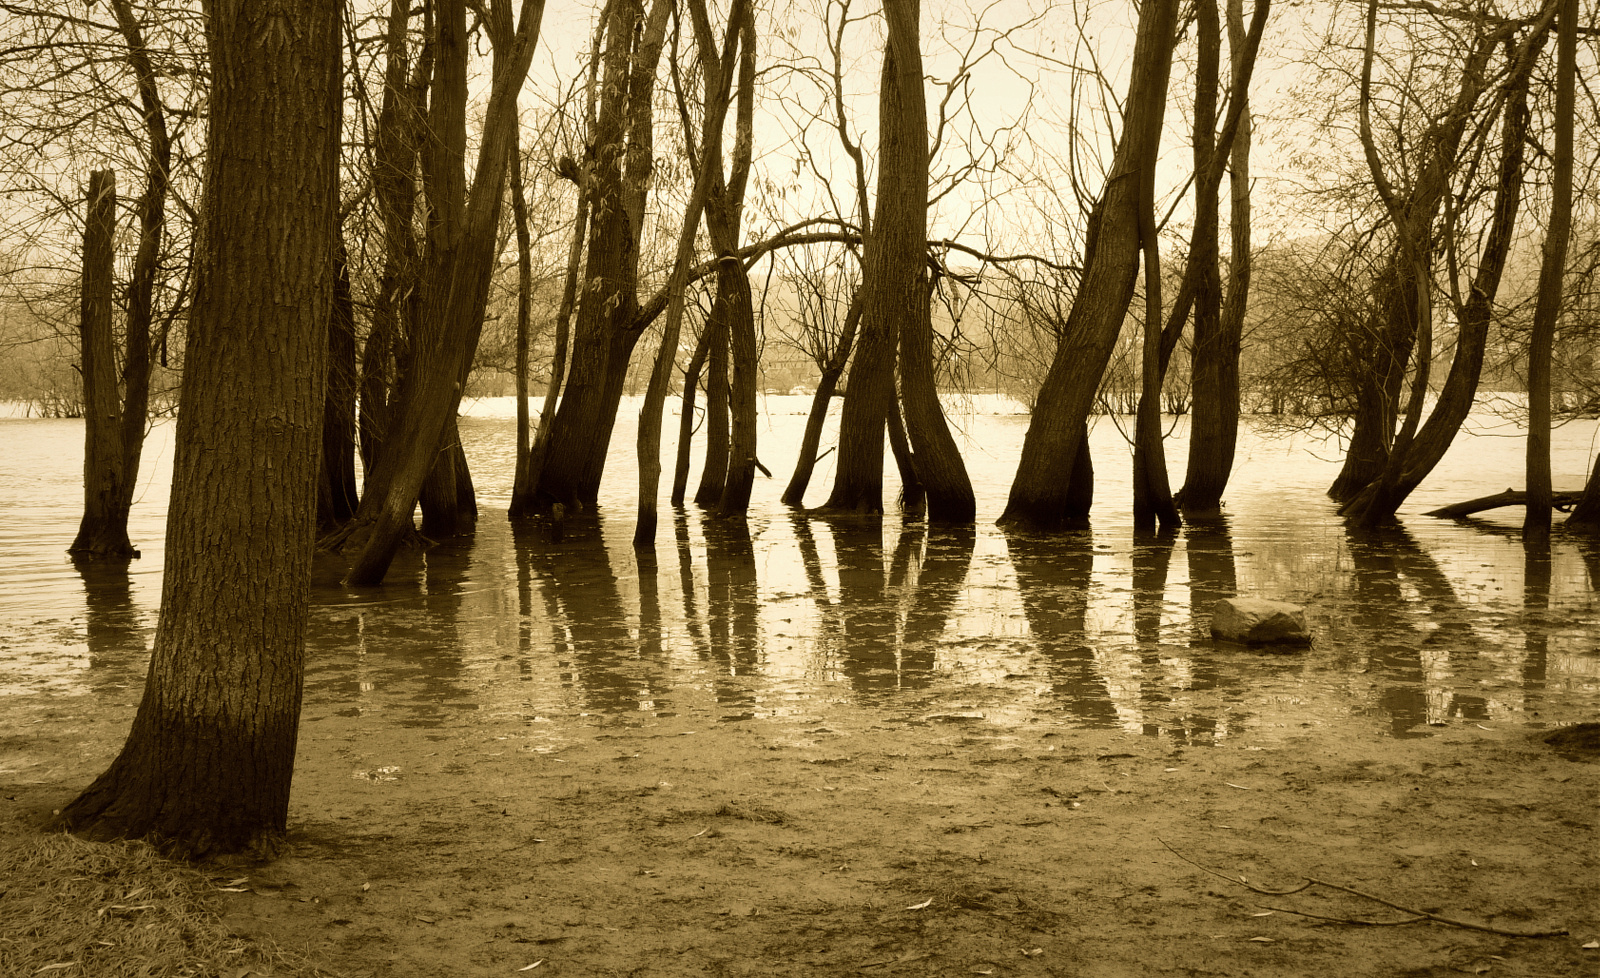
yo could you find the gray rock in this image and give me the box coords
[1210,597,1311,646]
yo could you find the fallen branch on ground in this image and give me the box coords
[1157,838,1567,938]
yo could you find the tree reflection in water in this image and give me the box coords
[1343,523,1486,736]
[513,514,670,715]
[1003,529,1118,727]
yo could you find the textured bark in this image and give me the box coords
[781,294,860,507]
[347,0,545,585]
[56,0,340,857]
[71,2,171,559]
[883,0,973,524]
[71,171,131,559]
[536,0,671,511]
[694,304,731,505]
[359,0,430,476]
[1000,0,1177,529]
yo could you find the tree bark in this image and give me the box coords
[71,171,132,559]
[672,327,712,507]
[632,0,749,549]
[509,135,535,512]
[883,0,974,524]
[1000,0,1178,529]
[1177,0,1249,517]
[56,0,340,857]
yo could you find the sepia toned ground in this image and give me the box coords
[5,691,1596,978]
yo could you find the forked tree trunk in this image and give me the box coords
[883,0,973,524]
[56,0,340,857]
[1000,0,1177,529]
[71,171,133,559]
[1177,0,1243,518]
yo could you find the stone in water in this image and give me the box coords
[1210,597,1311,647]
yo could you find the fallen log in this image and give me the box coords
[1424,488,1582,518]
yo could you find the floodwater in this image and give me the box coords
[2,395,1598,748]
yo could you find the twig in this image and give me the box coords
[1157,838,1567,938]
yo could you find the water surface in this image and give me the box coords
[3,397,1597,749]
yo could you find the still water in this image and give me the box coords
[2,396,1597,746]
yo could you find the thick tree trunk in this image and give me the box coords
[1567,450,1600,531]
[782,293,860,506]
[882,0,973,524]
[718,257,760,515]
[71,171,134,559]
[1000,0,1177,529]
[56,0,339,857]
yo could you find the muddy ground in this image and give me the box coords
[4,699,1596,978]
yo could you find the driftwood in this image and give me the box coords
[1424,488,1582,518]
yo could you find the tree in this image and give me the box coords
[343,0,547,586]
[56,0,341,857]
[1525,0,1576,541]
[1000,0,1179,530]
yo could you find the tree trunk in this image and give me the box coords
[1337,51,1539,521]
[509,135,535,512]
[718,257,760,515]
[56,0,340,857]
[694,299,731,505]
[883,0,974,524]
[1525,0,1575,541]
[536,0,671,511]
[782,295,860,508]
[318,237,360,530]
[346,0,545,585]
[672,328,712,507]
[71,170,134,559]
[632,0,749,549]
[1177,0,1246,517]
[1568,450,1600,531]
[1000,0,1177,529]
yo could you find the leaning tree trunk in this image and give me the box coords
[70,171,134,559]
[1568,450,1600,531]
[883,0,974,524]
[55,0,340,857]
[781,293,860,506]
[1000,0,1178,529]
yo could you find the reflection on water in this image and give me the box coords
[2,401,1598,747]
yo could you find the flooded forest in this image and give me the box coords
[1,1,1598,977]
